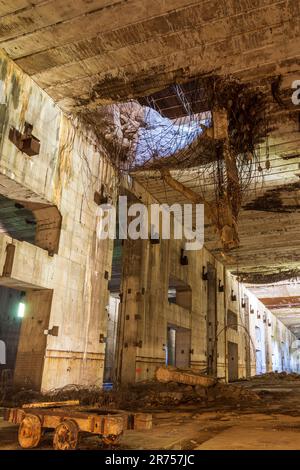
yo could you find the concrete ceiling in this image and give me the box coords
[248,281,300,337]
[0,0,299,112]
[0,1,300,329]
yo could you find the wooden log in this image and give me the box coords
[22,400,79,409]
[155,366,216,388]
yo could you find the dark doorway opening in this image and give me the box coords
[167,325,191,368]
[105,233,122,386]
[168,276,192,310]
[0,283,52,391]
[103,294,120,385]
[0,286,25,387]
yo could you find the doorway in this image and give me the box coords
[256,349,263,375]
[228,341,239,382]
[0,286,52,390]
[103,295,120,384]
[167,325,191,368]
[0,287,24,386]
[106,232,123,386]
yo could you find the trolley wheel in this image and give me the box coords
[102,434,120,446]
[53,419,79,450]
[18,414,42,449]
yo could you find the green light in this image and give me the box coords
[17,302,25,318]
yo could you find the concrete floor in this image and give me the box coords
[2,376,300,450]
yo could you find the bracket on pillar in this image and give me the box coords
[231,290,237,301]
[9,122,40,156]
[180,248,188,265]
[202,266,208,280]
[99,333,107,343]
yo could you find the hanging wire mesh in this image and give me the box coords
[88,75,272,248]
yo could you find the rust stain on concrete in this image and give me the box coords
[53,116,74,206]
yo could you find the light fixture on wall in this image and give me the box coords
[241,297,246,309]
[17,291,26,318]
[231,290,237,302]
[257,312,261,319]
[17,302,25,318]
[250,306,255,314]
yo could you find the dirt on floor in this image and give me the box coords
[0,375,261,411]
[2,372,300,450]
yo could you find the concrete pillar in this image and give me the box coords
[117,238,143,384]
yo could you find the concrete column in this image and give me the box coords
[117,238,143,384]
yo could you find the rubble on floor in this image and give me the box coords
[239,371,300,383]
[2,372,300,450]
[0,381,260,412]
[3,369,300,413]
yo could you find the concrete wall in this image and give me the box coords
[118,233,300,383]
[0,50,298,390]
[0,50,116,390]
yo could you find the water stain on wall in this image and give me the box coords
[0,59,7,81]
[11,73,20,110]
[53,116,74,206]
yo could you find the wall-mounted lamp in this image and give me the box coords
[17,291,26,318]
[250,306,255,314]
[241,298,246,309]
[17,302,25,318]
[218,280,224,292]
[257,312,261,319]
[231,290,237,302]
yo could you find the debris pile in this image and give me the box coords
[246,371,300,382]
[1,366,267,411]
